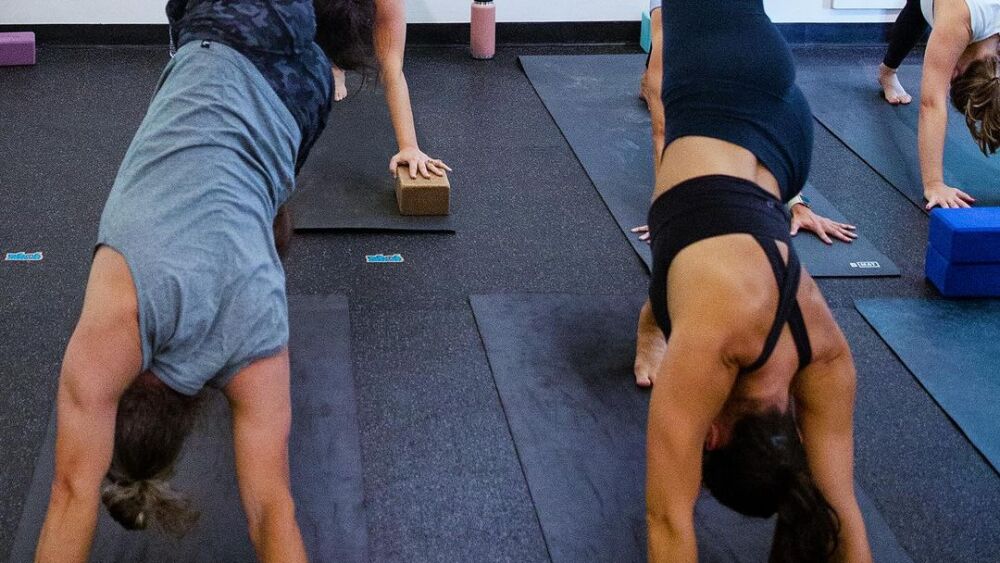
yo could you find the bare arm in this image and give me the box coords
[374,0,450,179]
[36,369,122,563]
[794,337,872,563]
[36,248,142,563]
[375,0,417,153]
[919,13,973,208]
[647,331,737,562]
[225,350,307,563]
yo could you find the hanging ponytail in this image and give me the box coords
[703,409,840,562]
[101,472,199,538]
[769,468,839,562]
[101,374,204,537]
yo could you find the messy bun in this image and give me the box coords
[102,374,203,536]
[951,56,1000,155]
[101,474,198,537]
[703,410,840,562]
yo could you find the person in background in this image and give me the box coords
[332,0,451,180]
[876,0,1000,209]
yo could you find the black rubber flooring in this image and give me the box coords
[0,43,997,562]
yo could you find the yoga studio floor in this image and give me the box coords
[1,43,998,562]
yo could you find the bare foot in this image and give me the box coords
[634,300,667,387]
[878,64,912,105]
[332,66,348,102]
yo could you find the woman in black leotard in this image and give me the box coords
[634,1,873,561]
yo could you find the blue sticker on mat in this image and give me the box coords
[5,251,43,262]
[366,253,404,264]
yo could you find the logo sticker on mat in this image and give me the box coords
[850,261,881,269]
[5,251,43,262]
[366,254,404,264]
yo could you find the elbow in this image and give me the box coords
[50,472,101,507]
[919,94,946,113]
[646,511,697,563]
[379,67,404,88]
[246,493,298,546]
[646,509,695,543]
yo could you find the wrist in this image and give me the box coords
[787,194,810,212]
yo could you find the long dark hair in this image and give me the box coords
[313,0,376,72]
[101,376,204,537]
[702,410,840,563]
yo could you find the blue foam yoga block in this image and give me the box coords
[926,244,1000,297]
[929,208,1000,264]
[640,11,652,54]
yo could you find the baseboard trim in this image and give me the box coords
[0,22,893,47]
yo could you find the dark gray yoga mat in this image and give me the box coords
[471,292,913,563]
[857,298,1000,473]
[289,81,455,232]
[520,54,898,278]
[9,295,368,563]
[798,62,1000,209]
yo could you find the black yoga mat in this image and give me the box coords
[857,298,1000,473]
[289,79,455,232]
[520,54,898,278]
[9,295,368,563]
[471,292,913,563]
[798,62,1000,210]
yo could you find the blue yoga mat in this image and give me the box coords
[797,63,1000,210]
[856,298,1000,473]
[521,54,899,278]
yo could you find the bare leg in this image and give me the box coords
[878,0,927,105]
[332,66,348,102]
[634,299,668,387]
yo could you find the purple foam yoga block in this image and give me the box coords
[0,32,36,67]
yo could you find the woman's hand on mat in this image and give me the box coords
[631,225,651,243]
[789,204,858,245]
[390,147,452,180]
[924,182,975,210]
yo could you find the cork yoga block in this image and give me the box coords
[395,171,450,216]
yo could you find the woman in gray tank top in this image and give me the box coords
[33,2,375,561]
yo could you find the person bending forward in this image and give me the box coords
[636,1,873,561]
[34,1,374,562]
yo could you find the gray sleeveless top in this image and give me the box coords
[97,41,301,395]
